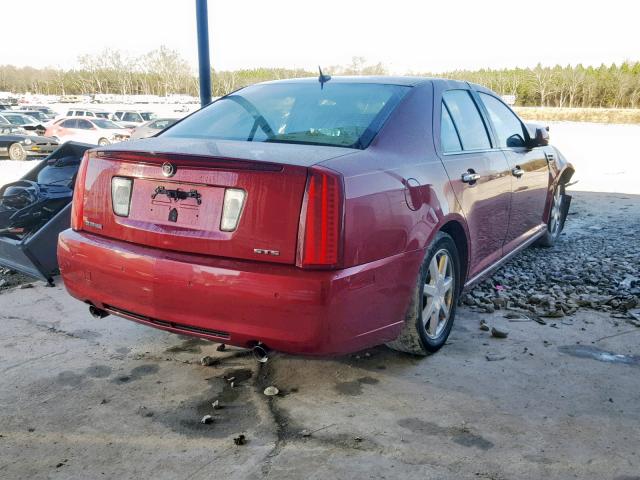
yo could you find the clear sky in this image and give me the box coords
[2,0,638,73]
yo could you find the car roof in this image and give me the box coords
[256,76,494,92]
[258,75,434,87]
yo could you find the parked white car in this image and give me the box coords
[112,110,157,128]
[44,117,131,146]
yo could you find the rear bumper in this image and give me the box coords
[58,230,422,355]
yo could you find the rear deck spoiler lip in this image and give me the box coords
[95,150,285,172]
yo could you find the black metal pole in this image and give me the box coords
[195,0,212,107]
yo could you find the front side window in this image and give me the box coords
[77,119,93,129]
[163,82,410,149]
[479,93,527,148]
[61,119,77,128]
[442,90,491,151]
[140,112,156,121]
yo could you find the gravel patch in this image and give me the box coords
[463,191,640,325]
[0,267,34,291]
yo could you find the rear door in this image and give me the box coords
[435,87,512,280]
[476,92,550,251]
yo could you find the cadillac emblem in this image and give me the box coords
[162,162,176,178]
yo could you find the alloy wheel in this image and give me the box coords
[549,187,563,236]
[9,143,26,161]
[422,249,455,339]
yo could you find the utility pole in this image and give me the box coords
[195,0,212,107]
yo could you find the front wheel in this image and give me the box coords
[97,138,110,146]
[387,232,460,356]
[8,143,27,161]
[536,183,566,247]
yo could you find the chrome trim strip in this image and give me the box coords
[464,227,545,289]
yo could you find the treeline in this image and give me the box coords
[0,46,317,98]
[1,47,639,108]
[428,63,640,108]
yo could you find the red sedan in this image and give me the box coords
[58,77,574,356]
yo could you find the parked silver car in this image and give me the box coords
[129,118,178,140]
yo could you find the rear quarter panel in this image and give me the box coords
[321,83,465,268]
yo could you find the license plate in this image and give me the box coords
[128,179,224,231]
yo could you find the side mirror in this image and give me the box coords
[535,126,549,146]
[526,123,549,147]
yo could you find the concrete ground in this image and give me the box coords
[1,194,640,480]
[1,285,639,480]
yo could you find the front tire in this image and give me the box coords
[97,138,110,146]
[8,143,27,161]
[387,232,460,356]
[536,183,565,247]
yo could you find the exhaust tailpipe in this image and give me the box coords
[89,305,110,319]
[252,343,270,363]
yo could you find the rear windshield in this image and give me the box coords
[163,82,410,149]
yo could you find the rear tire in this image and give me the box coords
[387,232,460,356]
[8,143,27,161]
[536,183,566,247]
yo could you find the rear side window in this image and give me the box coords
[61,119,77,128]
[77,119,93,129]
[441,104,462,153]
[443,90,491,151]
[478,93,527,148]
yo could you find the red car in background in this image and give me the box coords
[57,77,574,356]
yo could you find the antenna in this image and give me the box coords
[318,66,331,89]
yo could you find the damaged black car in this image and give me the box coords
[0,142,92,283]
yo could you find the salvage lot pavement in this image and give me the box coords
[1,191,639,480]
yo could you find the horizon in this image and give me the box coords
[2,0,638,74]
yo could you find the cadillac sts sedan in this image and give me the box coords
[58,77,574,356]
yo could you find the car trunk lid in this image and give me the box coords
[78,139,356,264]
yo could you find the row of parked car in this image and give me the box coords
[0,106,179,160]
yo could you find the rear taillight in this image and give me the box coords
[297,166,344,269]
[70,151,89,231]
[111,177,133,217]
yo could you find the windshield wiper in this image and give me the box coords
[225,95,275,141]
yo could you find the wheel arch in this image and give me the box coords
[557,166,575,186]
[438,218,469,288]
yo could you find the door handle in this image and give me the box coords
[512,167,525,178]
[461,171,480,184]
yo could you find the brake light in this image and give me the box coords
[298,166,344,268]
[71,151,90,231]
